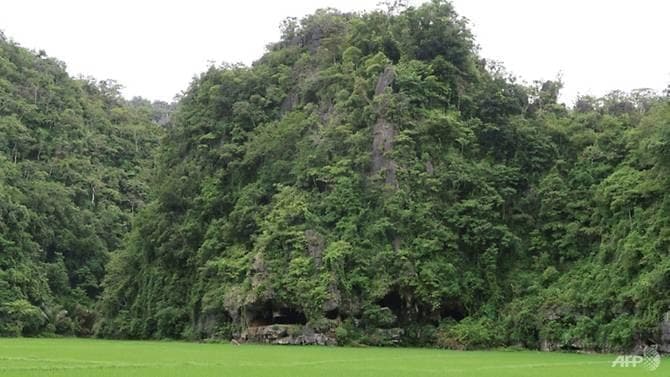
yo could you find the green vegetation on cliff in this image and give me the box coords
[2,1,669,352]
[95,1,670,351]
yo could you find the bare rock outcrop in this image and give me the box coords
[242,324,336,346]
[371,66,398,189]
[305,229,325,267]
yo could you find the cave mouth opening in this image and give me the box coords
[325,308,339,320]
[379,290,402,315]
[248,301,307,326]
[373,289,404,325]
[440,301,465,321]
[274,307,307,325]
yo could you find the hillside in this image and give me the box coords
[0,34,162,336]
[95,1,670,351]
[1,1,669,352]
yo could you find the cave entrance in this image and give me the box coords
[377,289,403,323]
[248,301,307,327]
[325,308,339,320]
[273,307,307,325]
[440,301,465,321]
[379,290,402,312]
[248,301,273,327]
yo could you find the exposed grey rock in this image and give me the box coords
[540,340,560,352]
[323,281,341,313]
[242,324,336,346]
[375,66,396,95]
[426,160,434,175]
[319,101,335,124]
[377,328,404,345]
[249,253,267,292]
[302,25,323,53]
[305,229,325,267]
[660,311,670,353]
[280,92,299,113]
[371,66,398,189]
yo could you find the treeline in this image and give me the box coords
[2,1,670,352]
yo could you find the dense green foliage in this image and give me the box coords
[0,35,162,336]
[3,337,664,377]
[2,1,668,353]
[93,1,670,352]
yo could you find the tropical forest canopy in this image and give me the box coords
[2,1,670,352]
[0,31,163,336]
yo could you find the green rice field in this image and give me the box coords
[0,338,664,376]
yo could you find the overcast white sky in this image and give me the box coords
[1,0,668,103]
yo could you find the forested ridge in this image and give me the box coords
[3,1,670,352]
[0,32,163,336]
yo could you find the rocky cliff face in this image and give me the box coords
[371,66,398,189]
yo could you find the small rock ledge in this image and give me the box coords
[241,325,336,346]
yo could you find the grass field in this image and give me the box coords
[0,338,664,376]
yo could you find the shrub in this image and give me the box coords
[437,317,502,350]
[0,300,46,336]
